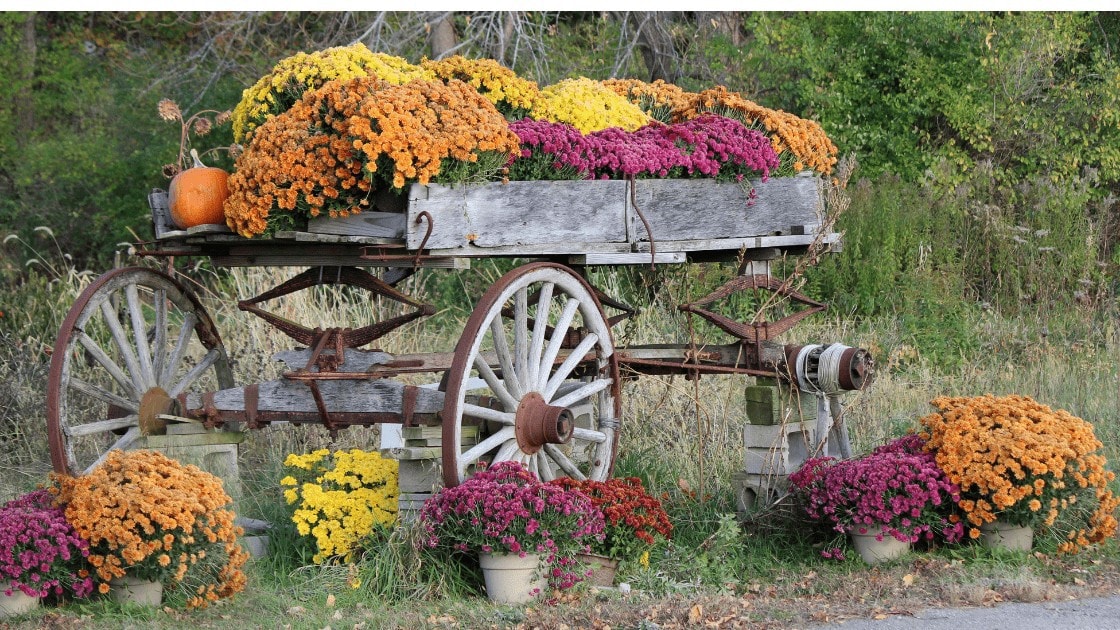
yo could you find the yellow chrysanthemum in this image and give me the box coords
[532,77,651,134]
[231,44,433,142]
[281,448,400,564]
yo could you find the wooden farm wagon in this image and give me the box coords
[45,173,871,492]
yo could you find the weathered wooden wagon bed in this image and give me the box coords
[46,174,869,490]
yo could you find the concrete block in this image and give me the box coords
[731,471,788,514]
[745,381,818,425]
[398,492,432,523]
[742,420,820,476]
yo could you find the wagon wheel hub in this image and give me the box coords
[138,387,172,436]
[514,391,573,455]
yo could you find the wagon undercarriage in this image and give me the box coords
[47,177,872,489]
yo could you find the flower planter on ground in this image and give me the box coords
[109,576,163,606]
[478,552,546,603]
[849,526,912,564]
[979,520,1034,552]
[0,589,39,617]
[577,553,620,587]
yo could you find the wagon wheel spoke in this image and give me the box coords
[168,347,223,398]
[532,453,555,482]
[66,415,140,438]
[76,332,137,400]
[513,287,529,389]
[47,267,234,475]
[537,298,580,391]
[489,317,522,400]
[459,426,516,468]
[67,376,139,413]
[526,282,554,388]
[542,444,588,481]
[161,312,198,387]
[126,283,156,390]
[99,299,145,394]
[473,355,517,410]
[461,402,515,425]
[83,426,140,475]
[441,263,621,486]
[152,288,167,385]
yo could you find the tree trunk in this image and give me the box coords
[629,12,681,84]
[713,12,743,47]
[491,11,517,66]
[428,13,458,60]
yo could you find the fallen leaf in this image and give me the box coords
[689,603,703,624]
[902,574,915,587]
[874,614,887,620]
[1074,578,1086,586]
[326,593,336,607]
[678,478,693,495]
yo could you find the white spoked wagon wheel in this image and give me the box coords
[440,262,621,486]
[46,267,234,475]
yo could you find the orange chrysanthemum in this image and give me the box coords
[672,85,838,175]
[920,394,1118,553]
[224,76,519,238]
[52,450,250,609]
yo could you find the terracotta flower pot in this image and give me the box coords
[578,552,620,587]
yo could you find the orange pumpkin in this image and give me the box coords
[169,149,230,229]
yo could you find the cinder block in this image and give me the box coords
[743,420,821,476]
[731,471,787,514]
[394,459,442,494]
[745,381,818,425]
[398,492,432,523]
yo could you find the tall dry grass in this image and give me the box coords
[3,253,1119,505]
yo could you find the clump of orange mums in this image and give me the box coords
[920,394,1119,553]
[224,76,520,238]
[673,86,838,175]
[52,450,249,609]
[422,55,542,118]
[602,78,691,123]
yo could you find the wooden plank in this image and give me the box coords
[209,254,469,268]
[569,252,686,265]
[406,180,628,250]
[291,231,401,245]
[426,242,630,257]
[184,378,445,416]
[633,232,840,253]
[272,349,394,372]
[307,211,406,239]
[626,174,822,244]
[402,425,479,440]
[185,223,234,236]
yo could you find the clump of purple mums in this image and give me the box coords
[0,489,94,599]
[507,114,779,184]
[418,461,605,590]
[790,435,965,561]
